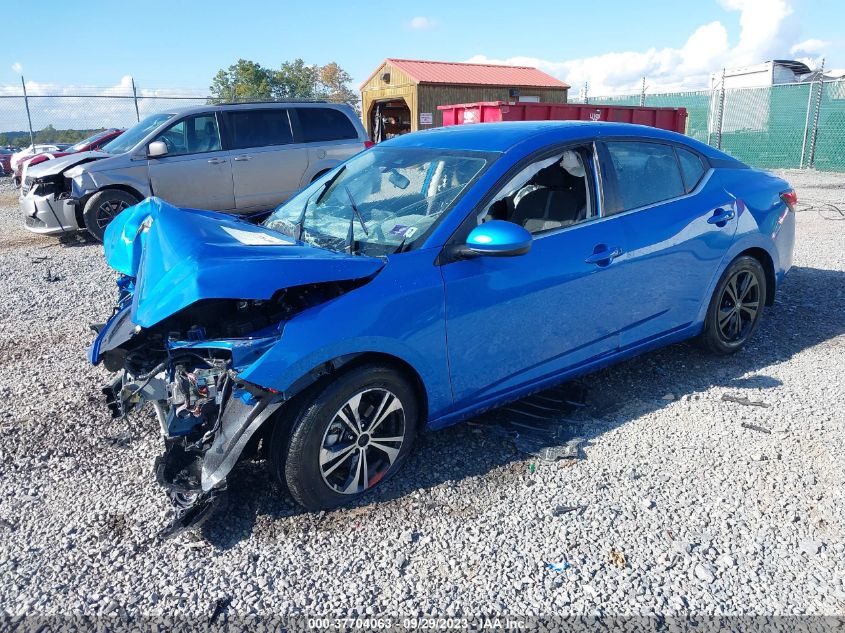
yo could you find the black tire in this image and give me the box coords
[82,189,139,241]
[699,255,767,355]
[268,365,419,511]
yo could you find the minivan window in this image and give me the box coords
[297,107,358,142]
[605,142,685,214]
[227,109,293,149]
[676,147,707,192]
[154,114,221,156]
[101,112,174,155]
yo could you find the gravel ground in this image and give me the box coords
[0,170,843,622]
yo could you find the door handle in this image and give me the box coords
[707,208,736,226]
[233,155,252,162]
[207,158,226,165]
[585,245,622,266]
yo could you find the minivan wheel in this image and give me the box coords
[700,255,767,355]
[82,190,139,242]
[268,365,418,511]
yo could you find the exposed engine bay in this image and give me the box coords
[93,277,365,537]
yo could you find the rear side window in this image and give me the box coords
[676,147,707,192]
[297,108,358,143]
[227,109,293,149]
[605,142,685,214]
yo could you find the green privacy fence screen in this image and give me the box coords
[572,80,845,172]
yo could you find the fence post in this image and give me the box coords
[807,58,825,169]
[716,68,726,150]
[800,77,816,168]
[20,76,35,146]
[131,77,140,122]
[639,77,646,107]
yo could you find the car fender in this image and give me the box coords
[236,249,452,422]
[692,230,780,325]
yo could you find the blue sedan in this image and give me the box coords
[90,121,795,533]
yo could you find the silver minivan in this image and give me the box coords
[21,102,371,240]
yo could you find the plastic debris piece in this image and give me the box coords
[552,505,586,517]
[546,561,571,572]
[722,394,770,408]
[609,549,627,568]
[529,463,536,475]
[468,383,590,461]
[741,422,772,434]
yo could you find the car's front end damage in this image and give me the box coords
[20,152,109,235]
[89,197,383,536]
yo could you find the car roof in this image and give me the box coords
[380,120,727,159]
[162,101,352,117]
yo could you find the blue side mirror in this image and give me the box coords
[464,220,533,257]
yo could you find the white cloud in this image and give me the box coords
[469,0,820,95]
[790,38,830,55]
[409,16,435,29]
[11,62,23,75]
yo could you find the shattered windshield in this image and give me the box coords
[100,112,175,155]
[264,147,493,257]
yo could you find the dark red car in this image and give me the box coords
[0,148,13,176]
[14,128,124,186]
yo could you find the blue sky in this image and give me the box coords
[2,0,843,95]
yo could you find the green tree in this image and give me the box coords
[209,59,276,102]
[275,58,318,99]
[209,58,359,111]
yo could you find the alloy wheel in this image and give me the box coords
[718,269,760,343]
[96,199,131,229]
[319,388,406,495]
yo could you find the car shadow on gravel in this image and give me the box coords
[201,265,845,548]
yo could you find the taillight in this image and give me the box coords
[780,189,798,210]
[363,140,375,149]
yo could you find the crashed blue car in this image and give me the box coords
[89,121,796,534]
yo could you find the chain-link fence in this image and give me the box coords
[572,78,845,171]
[0,83,211,148]
[2,79,845,171]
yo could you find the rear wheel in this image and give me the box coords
[82,189,139,242]
[268,365,418,510]
[700,255,766,354]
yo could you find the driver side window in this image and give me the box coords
[154,114,221,156]
[479,146,596,235]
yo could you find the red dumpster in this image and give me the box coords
[437,101,688,134]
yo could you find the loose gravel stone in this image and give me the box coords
[0,170,843,619]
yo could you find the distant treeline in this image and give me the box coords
[0,125,106,148]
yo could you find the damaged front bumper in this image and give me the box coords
[20,190,80,235]
[91,303,284,537]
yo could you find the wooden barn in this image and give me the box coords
[360,58,570,141]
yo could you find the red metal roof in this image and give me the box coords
[361,59,570,90]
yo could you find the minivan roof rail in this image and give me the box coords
[214,99,329,106]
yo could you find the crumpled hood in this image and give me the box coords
[25,150,108,178]
[103,197,384,328]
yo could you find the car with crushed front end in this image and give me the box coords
[14,128,124,187]
[89,121,796,535]
[21,101,370,241]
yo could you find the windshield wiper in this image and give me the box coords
[343,185,369,256]
[316,165,346,204]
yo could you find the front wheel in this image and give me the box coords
[82,190,139,241]
[268,365,419,510]
[700,255,767,355]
